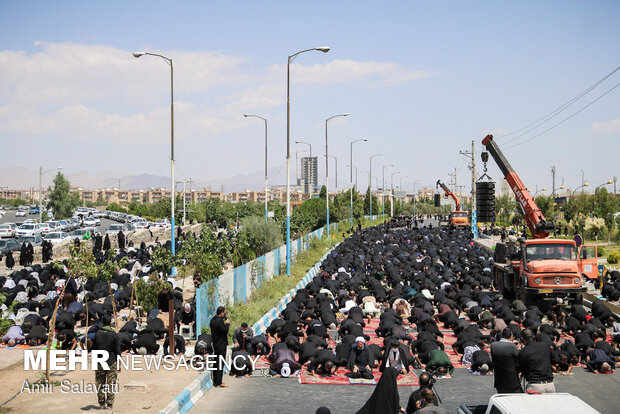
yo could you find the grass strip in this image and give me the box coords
[224,217,386,340]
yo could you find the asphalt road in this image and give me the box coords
[193,365,620,414]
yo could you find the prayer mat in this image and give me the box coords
[299,367,419,386]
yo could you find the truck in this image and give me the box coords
[481,134,588,308]
[436,179,470,229]
[458,393,600,414]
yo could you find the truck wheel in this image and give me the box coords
[574,293,583,305]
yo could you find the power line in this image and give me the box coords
[498,65,620,144]
[505,80,620,150]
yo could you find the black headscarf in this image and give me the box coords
[355,367,400,414]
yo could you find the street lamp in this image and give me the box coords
[390,171,400,217]
[328,155,338,192]
[595,180,613,192]
[244,114,269,221]
[571,183,589,197]
[133,51,176,275]
[346,165,358,189]
[295,141,312,158]
[176,178,196,226]
[295,140,313,196]
[399,175,408,211]
[350,139,367,226]
[382,164,394,219]
[325,112,349,238]
[533,187,547,197]
[369,154,382,221]
[287,46,331,275]
[39,166,62,222]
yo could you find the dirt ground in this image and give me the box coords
[0,353,203,413]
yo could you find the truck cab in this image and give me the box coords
[449,211,470,228]
[493,238,585,308]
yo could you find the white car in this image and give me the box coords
[83,217,98,227]
[0,224,17,238]
[16,223,42,237]
[43,231,71,245]
[133,221,150,231]
[153,219,170,228]
[38,222,51,235]
[15,210,27,217]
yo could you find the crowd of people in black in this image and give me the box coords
[218,218,620,414]
[0,228,200,410]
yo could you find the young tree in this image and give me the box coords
[46,172,80,219]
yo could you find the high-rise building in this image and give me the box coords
[300,157,318,195]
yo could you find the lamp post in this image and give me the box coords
[399,175,408,212]
[176,178,196,226]
[287,46,331,275]
[39,166,62,222]
[581,169,585,195]
[595,180,613,192]
[369,154,382,221]
[346,165,358,189]
[533,187,547,197]
[382,164,394,219]
[571,183,589,197]
[325,112,349,238]
[133,51,176,275]
[295,141,313,196]
[328,155,338,192]
[244,114,269,221]
[349,139,367,226]
[390,171,400,217]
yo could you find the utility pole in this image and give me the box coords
[551,166,556,198]
[614,176,617,195]
[459,140,477,238]
[448,169,457,193]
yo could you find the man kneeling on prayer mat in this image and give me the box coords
[346,336,375,380]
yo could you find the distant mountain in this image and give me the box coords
[0,166,291,194]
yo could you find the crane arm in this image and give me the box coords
[481,134,553,238]
[436,180,461,211]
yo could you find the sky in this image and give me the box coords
[1,1,619,195]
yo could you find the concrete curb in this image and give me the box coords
[158,243,339,414]
[158,369,213,414]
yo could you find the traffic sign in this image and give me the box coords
[573,234,583,247]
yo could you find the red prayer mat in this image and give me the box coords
[299,366,419,386]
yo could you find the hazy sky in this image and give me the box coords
[1,1,619,194]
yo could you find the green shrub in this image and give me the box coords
[0,318,15,337]
[607,251,620,264]
[239,216,282,257]
[135,273,172,311]
[597,246,605,257]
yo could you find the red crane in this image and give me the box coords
[436,180,461,211]
[481,134,554,239]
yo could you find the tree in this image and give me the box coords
[291,197,327,234]
[238,216,282,257]
[319,185,327,199]
[534,195,557,223]
[46,172,80,219]
[363,187,379,216]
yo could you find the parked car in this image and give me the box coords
[46,221,63,232]
[28,207,40,215]
[16,223,42,237]
[105,224,133,235]
[43,232,71,246]
[0,225,17,238]
[17,235,44,247]
[133,221,150,231]
[0,239,21,255]
[154,219,170,228]
[83,217,98,227]
[38,222,51,235]
[72,227,96,239]
[15,210,27,217]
